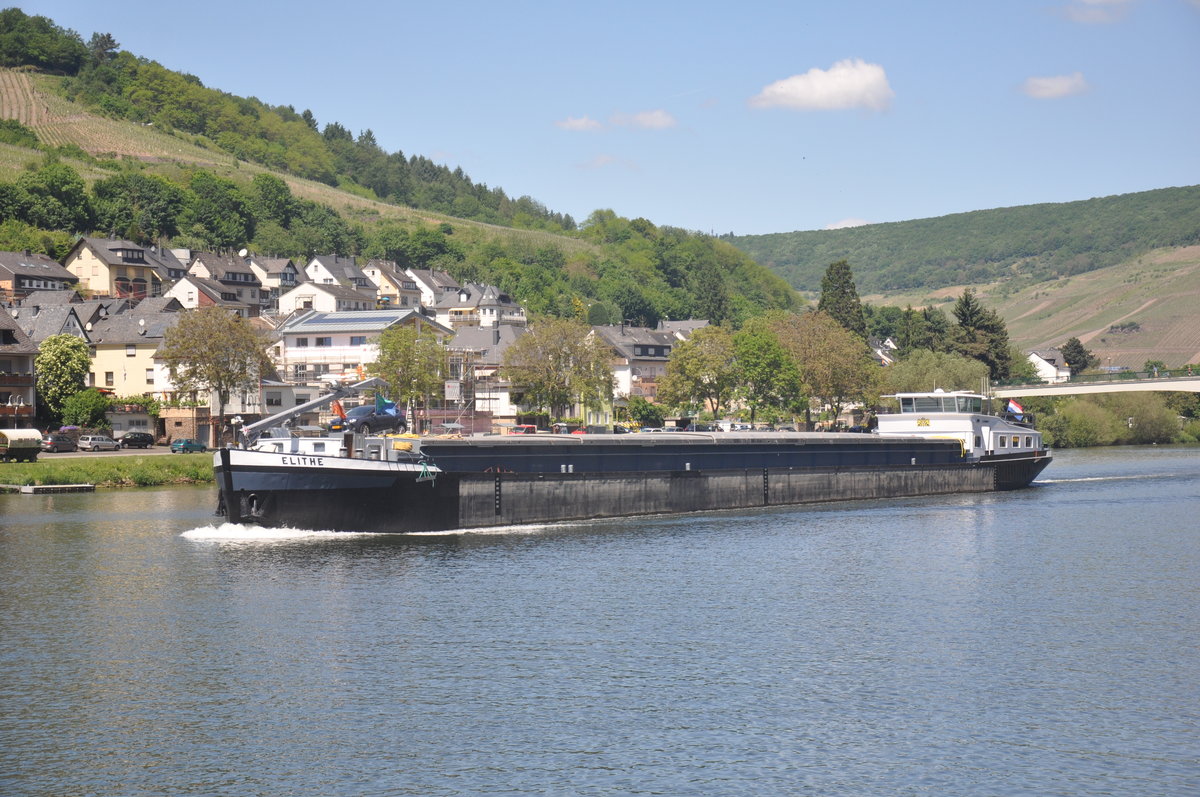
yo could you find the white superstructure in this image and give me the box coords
[875,390,1044,459]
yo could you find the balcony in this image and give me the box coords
[0,404,34,419]
[0,373,36,386]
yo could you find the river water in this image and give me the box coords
[1,446,1197,796]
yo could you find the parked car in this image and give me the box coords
[508,424,538,435]
[117,431,155,449]
[328,404,406,434]
[41,433,78,453]
[170,438,208,454]
[77,435,119,452]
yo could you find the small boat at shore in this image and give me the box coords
[214,383,1051,533]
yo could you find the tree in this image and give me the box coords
[92,173,186,242]
[60,388,111,429]
[501,318,614,419]
[951,289,1013,381]
[1060,337,1097,376]
[732,317,805,423]
[817,259,867,339]
[87,32,118,64]
[625,395,664,429]
[367,325,445,427]
[159,308,275,446]
[881,349,988,394]
[771,311,879,426]
[16,160,93,232]
[180,171,255,249]
[35,334,91,419]
[657,325,740,416]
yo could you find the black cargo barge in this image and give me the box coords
[215,429,1050,533]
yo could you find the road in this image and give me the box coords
[38,446,200,459]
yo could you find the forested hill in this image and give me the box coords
[0,7,573,232]
[728,185,1200,294]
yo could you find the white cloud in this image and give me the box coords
[555,115,602,131]
[1062,0,1133,24]
[750,59,894,112]
[611,109,677,129]
[825,218,871,230]
[1021,71,1089,99]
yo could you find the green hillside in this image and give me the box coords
[729,186,1200,293]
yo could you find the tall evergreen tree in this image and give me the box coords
[817,259,867,339]
[951,288,1013,381]
[1060,337,1097,376]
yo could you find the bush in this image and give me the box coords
[60,388,111,429]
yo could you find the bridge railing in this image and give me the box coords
[995,368,1197,390]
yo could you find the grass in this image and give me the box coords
[0,453,215,488]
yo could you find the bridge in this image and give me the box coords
[994,372,1200,398]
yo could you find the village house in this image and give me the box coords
[62,237,178,299]
[273,308,453,387]
[0,305,38,428]
[405,268,460,307]
[247,254,303,310]
[187,252,265,314]
[0,250,78,303]
[591,323,680,403]
[276,282,378,315]
[165,273,251,316]
[362,259,422,309]
[1028,349,1072,383]
[86,298,184,399]
[305,254,375,296]
[432,283,527,329]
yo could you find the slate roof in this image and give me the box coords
[592,325,676,360]
[19,289,79,306]
[87,307,179,346]
[657,319,709,339]
[309,254,370,285]
[406,268,461,297]
[0,305,38,355]
[0,250,78,285]
[249,254,302,278]
[433,282,522,310]
[190,252,261,285]
[10,304,90,344]
[447,324,527,365]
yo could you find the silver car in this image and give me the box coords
[77,435,119,451]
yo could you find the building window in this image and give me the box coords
[295,338,308,347]
[105,372,114,387]
[315,337,332,347]
[126,344,136,357]
[266,392,282,406]
[146,369,154,385]
[295,394,310,405]
[998,435,1007,448]
[350,336,366,346]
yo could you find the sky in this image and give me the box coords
[22,0,1200,235]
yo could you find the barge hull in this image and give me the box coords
[218,453,1051,533]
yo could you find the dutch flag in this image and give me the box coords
[1007,399,1024,417]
